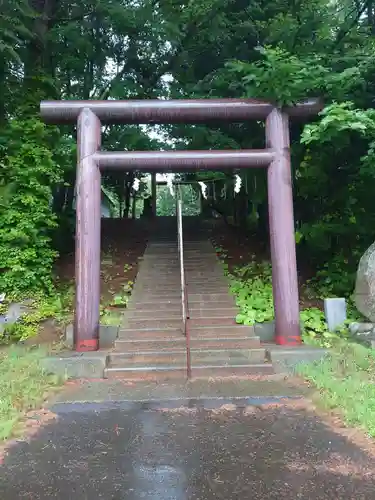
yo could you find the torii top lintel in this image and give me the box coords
[40,98,323,125]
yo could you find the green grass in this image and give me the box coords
[0,345,64,441]
[297,340,375,436]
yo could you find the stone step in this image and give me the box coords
[189,307,238,318]
[108,348,266,365]
[118,327,183,339]
[125,317,183,329]
[118,324,254,339]
[190,317,236,327]
[128,299,182,309]
[134,277,227,285]
[140,257,220,262]
[124,314,238,329]
[132,285,230,294]
[133,280,226,287]
[130,292,235,303]
[142,252,218,257]
[104,362,274,380]
[114,337,186,351]
[190,324,255,337]
[125,310,182,320]
[136,273,225,279]
[124,307,237,320]
[190,336,261,350]
[114,336,261,352]
[132,283,228,293]
[128,299,235,311]
[139,263,221,269]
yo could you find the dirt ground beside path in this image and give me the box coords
[32,219,148,346]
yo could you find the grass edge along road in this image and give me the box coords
[297,340,375,437]
[0,345,65,442]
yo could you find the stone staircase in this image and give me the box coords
[104,217,274,380]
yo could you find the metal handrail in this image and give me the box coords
[177,194,191,379]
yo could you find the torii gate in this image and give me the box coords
[40,98,322,351]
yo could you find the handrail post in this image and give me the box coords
[178,198,185,323]
[176,189,191,379]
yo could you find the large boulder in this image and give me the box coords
[355,242,375,321]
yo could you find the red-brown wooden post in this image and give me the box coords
[75,108,102,351]
[266,108,301,345]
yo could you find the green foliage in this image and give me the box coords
[305,255,357,298]
[0,292,72,344]
[0,117,62,296]
[301,102,375,145]
[300,308,336,347]
[0,345,64,441]
[226,47,329,105]
[222,257,352,347]
[297,341,375,436]
[230,262,275,325]
[1,0,375,353]
[156,184,201,216]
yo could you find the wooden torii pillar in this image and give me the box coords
[40,98,322,351]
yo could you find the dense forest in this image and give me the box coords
[1,0,375,301]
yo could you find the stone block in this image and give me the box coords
[65,324,119,349]
[324,297,346,331]
[266,346,328,374]
[42,352,108,379]
[254,321,275,342]
[355,241,375,321]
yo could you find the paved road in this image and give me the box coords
[1,397,374,499]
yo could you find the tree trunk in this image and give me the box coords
[131,195,137,219]
[24,0,59,99]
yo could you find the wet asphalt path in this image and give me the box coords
[1,397,375,499]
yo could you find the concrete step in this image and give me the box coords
[124,307,237,321]
[132,285,230,294]
[114,336,261,352]
[132,284,228,293]
[130,292,235,302]
[104,347,273,380]
[190,336,261,350]
[125,310,181,320]
[122,320,180,336]
[104,365,187,380]
[108,348,265,365]
[140,253,215,259]
[123,312,237,329]
[114,337,186,352]
[189,307,238,318]
[104,361,274,380]
[191,324,255,337]
[118,327,183,339]
[189,316,237,327]
[124,315,237,329]
[140,255,219,261]
[135,278,227,284]
[139,263,221,270]
[108,350,187,366]
[134,278,227,285]
[191,363,274,378]
[127,299,181,310]
[188,293,235,302]
[128,299,235,311]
